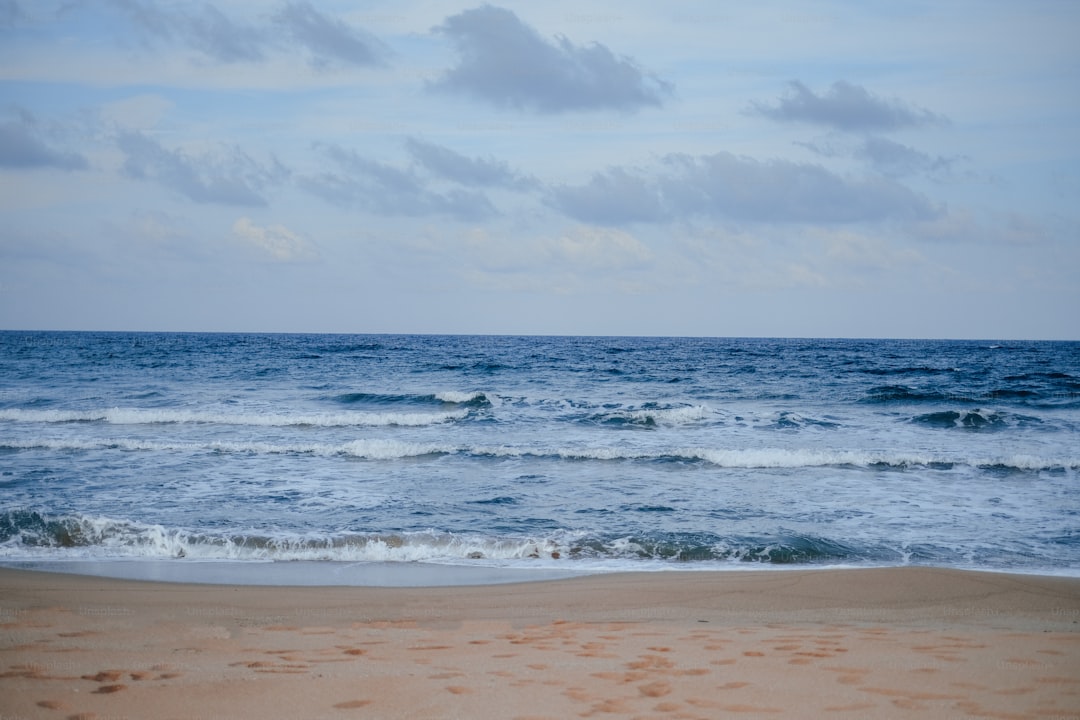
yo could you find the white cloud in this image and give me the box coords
[232,217,315,261]
[410,224,658,295]
[818,228,927,273]
[98,94,174,131]
[549,225,652,269]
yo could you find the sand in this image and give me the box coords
[1,566,1079,719]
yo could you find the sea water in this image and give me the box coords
[1,332,1077,579]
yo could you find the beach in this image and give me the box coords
[2,566,1079,719]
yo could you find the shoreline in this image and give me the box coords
[3,566,1080,718]
[4,558,1080,588]
[3,564,1080,625]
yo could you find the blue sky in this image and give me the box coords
[1,0,1078,338]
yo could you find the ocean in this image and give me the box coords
[1,332,1078,581]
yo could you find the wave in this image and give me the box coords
[760,411,840,430]
[0,511,566,562]
[860,385,968,404]
[0,407,469,428]
[910,409,1040,430]
[0,437,457,459]
[589,404,713,427]
[0,510,890,565]
[332,390,492,407]
[433,391,492,405]
[9,511,1056,570]
[6,437,1076,471]
[860,384,1080,407]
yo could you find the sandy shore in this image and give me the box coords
[2,566,1079,719]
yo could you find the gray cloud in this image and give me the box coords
[429,5,672,113]
[404,137,537,191]
[117,131,283,206]
[750,80,947,132]
[549,168,666,224]
[301,144,497,221]
[1,0,24,28]
[108,1,386,67]
[856,136,962,178]
[0,110,88,170]
[550,152,940,225]
[110,0,266,62]
[273,1,388,68]
[799,135,964,179]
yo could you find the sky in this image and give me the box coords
[1,1,1078,339]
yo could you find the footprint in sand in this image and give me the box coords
[81,670,124,682]
[37,700,68,710]
[638,680,672,697]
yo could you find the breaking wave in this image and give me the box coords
[910,409,1040,430]
[4,437,1075,471]
[0,510,892,565]
[589,404,713,427]
[332,390,492,407]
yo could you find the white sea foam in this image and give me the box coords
[339,439,455,459]
[433,390,491,405]
[623,405,712,424]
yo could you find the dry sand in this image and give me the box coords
[1,566,1079,719]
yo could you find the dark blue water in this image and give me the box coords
[1,332,1078,574]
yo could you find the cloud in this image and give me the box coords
[818,227,927,273]
[107,1,386,68]
[300,144,497,221]
[429,5,671,113]
[116,131,284,206]
[404,137,537,190]
[549,225,652,270]
[0,109,88,171]
[750,80,947,132]
[856,137,962,178]
[549,167,667,224]
[98,94,174,132]
[110,0,266,63]
[908,207,1052,247]
[1,0,25,28]
[443,225,656,295]
[232,217,315,261]
[273,1,389,68]
[798,135,964,179]
[550,152,940,225]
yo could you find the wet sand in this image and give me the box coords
[2,566,1079,719]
